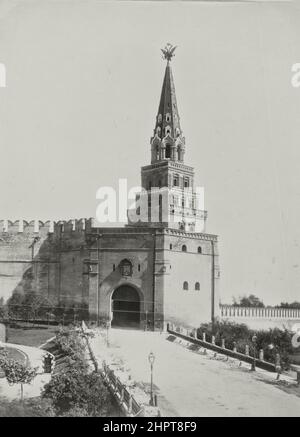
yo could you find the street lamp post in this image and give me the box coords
[148,351,155,406]
[251,334,257,371]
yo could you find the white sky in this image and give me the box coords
[0,0,300,305]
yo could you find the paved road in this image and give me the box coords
[102,329,300,417]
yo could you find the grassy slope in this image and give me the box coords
[6,323,58,347]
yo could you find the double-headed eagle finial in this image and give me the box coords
[161,43,177,62]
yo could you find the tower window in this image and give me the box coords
[182,245,187,252]
[184,178,189,188]
[173,175,179,186]
[169,243,172,250]
[197,246,202,254]
[165,126,171,136]
[113,264,116,271]
[166,113,171,122]
[195,282,200,291]
[138,264,141,272]
[183,281,189,290]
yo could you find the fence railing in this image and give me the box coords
[167,323,278,373]
[101,361,144,417]
[220,305,300,319]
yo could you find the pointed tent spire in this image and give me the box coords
[154,44,182,140]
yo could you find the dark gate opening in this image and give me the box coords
[111,285,141,328]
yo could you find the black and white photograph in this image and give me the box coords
[0,0,300,421]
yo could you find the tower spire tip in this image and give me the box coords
[161,43,177,62]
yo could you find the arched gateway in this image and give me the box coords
[111,285,141,328]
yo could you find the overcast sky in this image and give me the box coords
[0,0,300,305]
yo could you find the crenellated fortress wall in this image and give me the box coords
[0,218,93,304]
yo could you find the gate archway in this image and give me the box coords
[111,285,141,328]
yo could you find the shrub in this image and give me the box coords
[0,397,54,417]
[42,366,113,416]
[197,320,294,369]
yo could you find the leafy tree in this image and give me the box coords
[1,359,38,401]
[233,294,264,308]
[7,291,26,320]
[277,301,300,309]
[0,299,8,321]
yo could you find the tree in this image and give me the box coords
[1,359,38,401]
[7,291,26,320]
[0,298,8,321]
[233,294,264,308]
[278,301,300,309]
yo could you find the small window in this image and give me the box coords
[113,264,116,271]
[197,246,202,254]
[165,126,171,136]
[184,178,189,188]
[195,282,200,291]
[166,113,171,122]
[138,264,141,272]
[183,281,189,290]
[169,243,172,250]
[182,245,187,252]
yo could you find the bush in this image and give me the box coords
[197,320,294,369]
[42,326,115,416]
[0,397,55,417]
[42,370,113,416]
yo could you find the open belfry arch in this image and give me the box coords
[0,45,220,331]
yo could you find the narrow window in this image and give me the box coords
[182,245,187,252]
[169,243,172,250]
[138,264,141,272]
[183,281,189,290]
[166,144,171,158]
[197,246,202,254]
[113,264,115,271]
[195,282,200,291]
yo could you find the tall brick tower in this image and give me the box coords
[129,44,207,232]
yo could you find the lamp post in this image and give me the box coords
[148,351,155,406]
[251,334,257,371]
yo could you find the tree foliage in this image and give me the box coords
[196,320,294,369]
[233,294,265,308]
[42,369,112,416]
[41,326,114,416]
